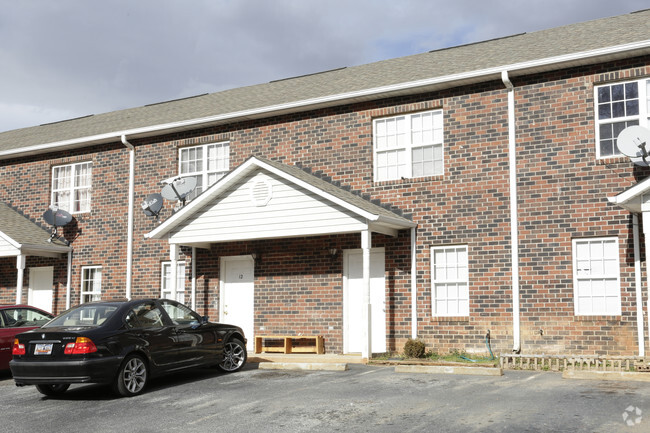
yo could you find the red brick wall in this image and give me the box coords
[1,56,649,357]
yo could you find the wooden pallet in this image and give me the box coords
[254,335,324,354]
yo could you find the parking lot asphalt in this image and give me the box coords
[2,363,649,432]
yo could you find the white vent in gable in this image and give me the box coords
[250,177,273,207]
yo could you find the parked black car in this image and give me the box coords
[10,298,246,397]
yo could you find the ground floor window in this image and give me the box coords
[81,266,102,303]
[431,245,469,316]
[161,261,186,303]
[572,237,621,316]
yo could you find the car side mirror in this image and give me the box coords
[201,316,209,324]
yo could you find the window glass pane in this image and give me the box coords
[573,239,620,315]
[52,163,91,213]
[625,82,638,99]
[597,86,610,103]
[598,104,611,120]
[432,246,469,316]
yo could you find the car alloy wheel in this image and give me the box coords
[218,338,247,372]
[115,354,148,397]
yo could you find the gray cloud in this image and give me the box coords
[0,0,646,132]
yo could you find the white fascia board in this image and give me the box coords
[608,175,650,208]
[3,41,648,161]
[0,230,21,249]
[145,158,261,239]
[253,159,414,229]
[21,244,71,257]
[146,157,414,240]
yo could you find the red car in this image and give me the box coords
[0,305,54,370]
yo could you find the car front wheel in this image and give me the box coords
[114,354,148,397]
[218,338,247,372]
[36,384,70,396]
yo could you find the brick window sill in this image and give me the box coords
[430,316,470,323]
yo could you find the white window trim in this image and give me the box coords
[594,78,650,160]
[178,141,229,199]
[373,109,444,182]
[81,266,102,303]
[161,261,186,303]
[51,161,92,214]
[572,237,622,316]
[431,245,469,317]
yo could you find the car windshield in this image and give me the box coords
[45,304,118,328]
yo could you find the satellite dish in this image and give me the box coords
[161,176,197,203]
[616,125,650,165]
[141,193,164,217]
[43,206,73,227]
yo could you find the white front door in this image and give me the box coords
[28,267,54,313]
[221,256,255,350]
[343,249,386,354]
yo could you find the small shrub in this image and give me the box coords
[403,338,426,358]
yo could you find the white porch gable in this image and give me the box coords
[146,156,415,246]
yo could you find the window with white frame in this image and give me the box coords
[161,261,186,303]
[572,238,621,316]
[431,245,469,316]
[51,162,92,213]
[595,79,650,158]
[179,141,229,200]
[81,266,102,303]
[374,109,443,181]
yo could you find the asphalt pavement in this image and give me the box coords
[1,363,649,432]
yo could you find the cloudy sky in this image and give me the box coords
[0,0,647,133]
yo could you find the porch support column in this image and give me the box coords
[15,254,26,304]
[170,243,179,301]
[643,210,650,355]
[361,229,372,360]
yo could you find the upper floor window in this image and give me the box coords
[431,245,469,317]
[572,238,621,316]
[51,162,92,213]
[179,141,229,200]
[373,110,443,181]
[81,266,102,304]
[595,79,649,159]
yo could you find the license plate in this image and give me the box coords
[34,343,53,356]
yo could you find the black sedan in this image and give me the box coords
[10,298,246,397]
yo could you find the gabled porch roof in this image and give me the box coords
[145,156,415,248]
[608,175,650,213]
[0,202,71,258]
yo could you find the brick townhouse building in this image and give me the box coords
[2,10,650,359]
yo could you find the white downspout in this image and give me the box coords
[170,243,179,301]
[643,210,650,356]
[632,214,645,357]
[502,70,521,353]
[361,229,372,360]
[15,254,25,304]
[191,247,197,310]
[121,135,135,300]
[411,227,418,338]
[66,251,72,309]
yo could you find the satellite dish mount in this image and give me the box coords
[161,176,197,209]
[42,205,73,245]
[141,193,164,221]
[617,125,650,167]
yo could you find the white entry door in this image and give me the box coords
[28,267,54,313]
[343,249,386,354]
[221,256,255,350]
